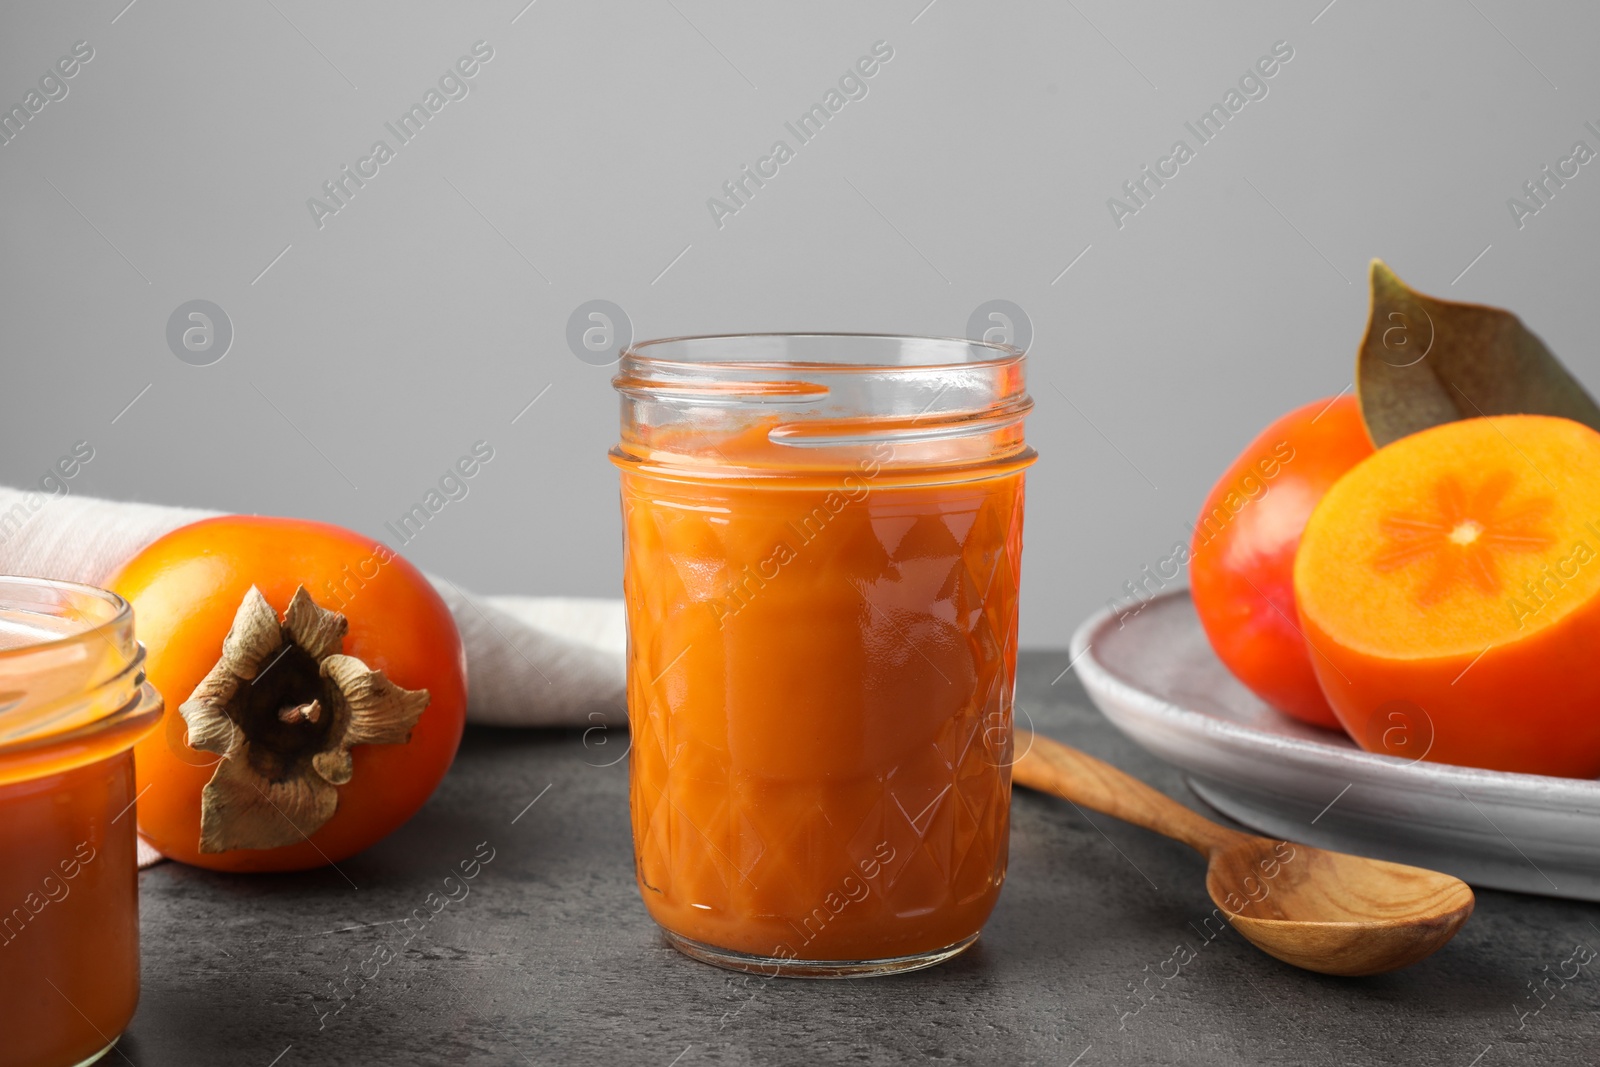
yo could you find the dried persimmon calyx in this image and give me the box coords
[178,585,429,853]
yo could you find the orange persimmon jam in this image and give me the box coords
[0,578,162,1067]
[611,334,1034,977]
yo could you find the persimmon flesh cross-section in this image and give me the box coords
[1295,415,1600,777]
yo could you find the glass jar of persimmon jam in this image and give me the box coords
[0,577,163,1066]
[611,334,1035,977]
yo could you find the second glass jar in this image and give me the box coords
[0,576,164,1067]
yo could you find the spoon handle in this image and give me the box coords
[1012,730,1245,856]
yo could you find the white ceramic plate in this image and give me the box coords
[1070,589,1600,901]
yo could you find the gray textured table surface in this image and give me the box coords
[124,652,1598,1067]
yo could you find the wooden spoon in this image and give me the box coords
[1012,730,1474,976]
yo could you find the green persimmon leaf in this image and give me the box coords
[1356,259,1600,447]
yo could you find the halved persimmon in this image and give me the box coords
[1295,414,1600,777]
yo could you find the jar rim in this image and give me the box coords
[614,332,1032,476]
[0,575,132,662]
[0,575,162,770]
[621,332,1024,373]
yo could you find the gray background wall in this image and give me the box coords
[3,0,1598,647]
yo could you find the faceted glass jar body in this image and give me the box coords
[611,335,1034,977]
[0,577,163,1067]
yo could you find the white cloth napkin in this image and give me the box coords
[0,487,627,728]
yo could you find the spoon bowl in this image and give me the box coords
[1204,835,1474,976]
[1013,730,1475,976]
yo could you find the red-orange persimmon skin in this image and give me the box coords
[1189,396,1374,730]
[110,515,466,872]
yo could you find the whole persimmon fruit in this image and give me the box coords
[1189,395,1374,729]
[1296,415,1600,777]
[109,515,466,872]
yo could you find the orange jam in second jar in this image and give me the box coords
[0,578,163,1067]
[612,334,1034,977]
